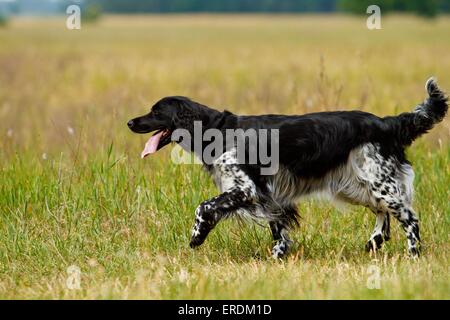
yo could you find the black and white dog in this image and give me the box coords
[128,78,447,258]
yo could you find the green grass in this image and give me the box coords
[0,15,449,299]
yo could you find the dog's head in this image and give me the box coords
[128,96,224,158]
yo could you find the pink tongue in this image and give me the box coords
[141,131,164,159]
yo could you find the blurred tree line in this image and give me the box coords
[1,0,449,21]
[86,0,450,16]
[339,0,448,17]
[86,0,337,13]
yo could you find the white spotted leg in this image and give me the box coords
[366,212,390,252]
[189,188,254,248]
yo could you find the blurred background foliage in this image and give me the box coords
[0,0,449,18]
[0,14,8,27]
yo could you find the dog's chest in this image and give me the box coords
[210,149,256,195]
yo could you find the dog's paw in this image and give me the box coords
[271,240,291,259]
[365,234,384,252]
[189,235,205,248]
[271,249,285,260]
[189,208,217,249]
[189,223,213,248]
[408,246,420,258]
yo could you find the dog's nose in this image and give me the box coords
[127,120,134,128]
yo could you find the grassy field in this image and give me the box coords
[0,15,449,299]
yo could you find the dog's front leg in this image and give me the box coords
[189,188,253,248]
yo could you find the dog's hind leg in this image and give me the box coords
[269,221,293,259]
[382,213,391,241]
[366,211,390,252]
[362,153,420,256]
[371,172,420,256]
[267,204,298,259]
[393,206,420,257]
[366,203,420,257]
[339,143,419,256]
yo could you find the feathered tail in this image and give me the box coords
[384,77,448,146]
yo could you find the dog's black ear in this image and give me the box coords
[170,96,225,130]
[171,99,198,130]
[172,109,187,128]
